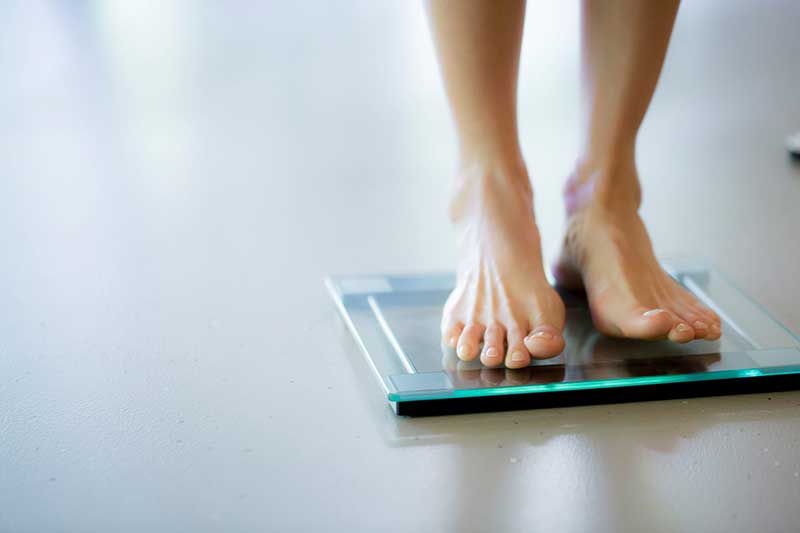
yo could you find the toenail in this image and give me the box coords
[530,331,554,340]
[710,323,721,334]
[643,308,667,317]
[676,323,690,333]
[457,344,470,358]
[485,346,498,358]
[510,351,526,362]
[448,336,458,348]
[693,321,708,330]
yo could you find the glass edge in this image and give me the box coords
[323,277,393,395]
[709,267,800,346]
[388,366,800,402]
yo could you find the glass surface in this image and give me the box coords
[325,261,800,404]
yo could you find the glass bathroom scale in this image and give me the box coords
[325,260,800,416]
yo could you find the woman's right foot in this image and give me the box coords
[441,161,566,369]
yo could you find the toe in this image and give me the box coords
[674,309,708,339]
[706,321,722,341]
[589,286,673,340]
[691,303,722,339]
[524,324,565,359]
[668,321,695,343]
[480,323,505,367]
[457,323,485,361]
[442,321,464,349]
[676,290,721,338]
[619,307,674,339]
[670,296,712,340]
[690,319,710,339]
[505,326,530,369]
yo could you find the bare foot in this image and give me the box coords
[442,162,566,369]
[554,164,722,343]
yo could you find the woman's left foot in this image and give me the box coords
[553,165,722,343]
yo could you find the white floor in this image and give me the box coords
[1,1,799,531]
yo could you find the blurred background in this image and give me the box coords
[1,1,799,531]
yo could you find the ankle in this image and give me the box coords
[564,156,642,215]
[449,158,533,225]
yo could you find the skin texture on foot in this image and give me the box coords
[441,165,566,369]
[554,170,722,343]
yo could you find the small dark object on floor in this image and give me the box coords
[787,131,800,158]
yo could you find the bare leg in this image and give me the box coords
[426,0,565,368]
[554,0,722,342]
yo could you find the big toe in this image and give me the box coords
[596,304,674,340]
[524,325,565,359]
[622,307,675,339]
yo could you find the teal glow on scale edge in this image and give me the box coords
[388,366,800,402]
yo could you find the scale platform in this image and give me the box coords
[326,261,800,416]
